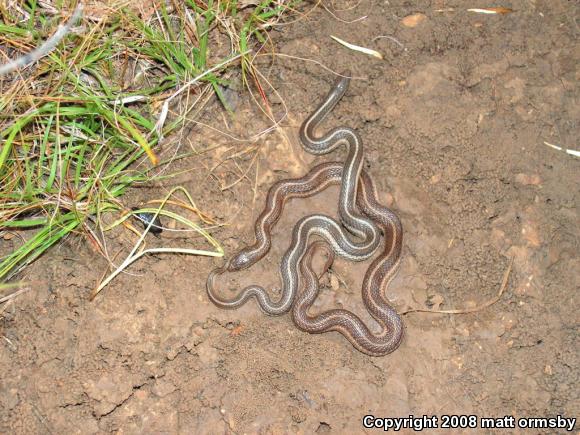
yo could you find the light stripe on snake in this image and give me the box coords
[292,166,404,357]
[206,75,381,315]
[206,163,404,354]
[206,75,404,356]
[299,75,380,247]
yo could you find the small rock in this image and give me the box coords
[2,232,15,240]
[401,13,427,28]
[456,326,470,337]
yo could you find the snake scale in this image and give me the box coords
[206,75,404,356]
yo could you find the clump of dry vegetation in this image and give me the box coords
[0,0,299,287]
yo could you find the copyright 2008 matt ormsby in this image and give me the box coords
[362,414,577,432]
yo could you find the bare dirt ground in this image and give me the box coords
[1,0,579,433]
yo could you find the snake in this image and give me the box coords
[206,75,381,315]
[299,74,379,244]
[292,167,404,357]
[207,162,404,354]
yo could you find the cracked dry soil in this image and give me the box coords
[1,0,579,433]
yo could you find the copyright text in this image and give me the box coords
[362,414,576,432]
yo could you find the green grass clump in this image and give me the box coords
[0,0,299,283]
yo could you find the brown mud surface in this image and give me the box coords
[1,1,579,433]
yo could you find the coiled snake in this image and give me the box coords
[206,75,404,355]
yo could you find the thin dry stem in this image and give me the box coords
[402,256,514,315]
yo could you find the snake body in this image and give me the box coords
[207,76,380,315]
[292,168,404,357]
[206,168,378,314]
[299,75,380,245]
[206,75,404,354]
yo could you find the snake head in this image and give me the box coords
[227,250,253,271]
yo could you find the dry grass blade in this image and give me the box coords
[0,283,31,304]
[322,4,367,24]
[261,52,365,79]
[373,35,406,50]
[146,199,216,225]
[0,0,297,284]
[91,186,223,300]
[467,7,513,15]
[330,35,383,59]
[543,141,580,158]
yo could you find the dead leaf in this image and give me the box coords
[401,13,427,28]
